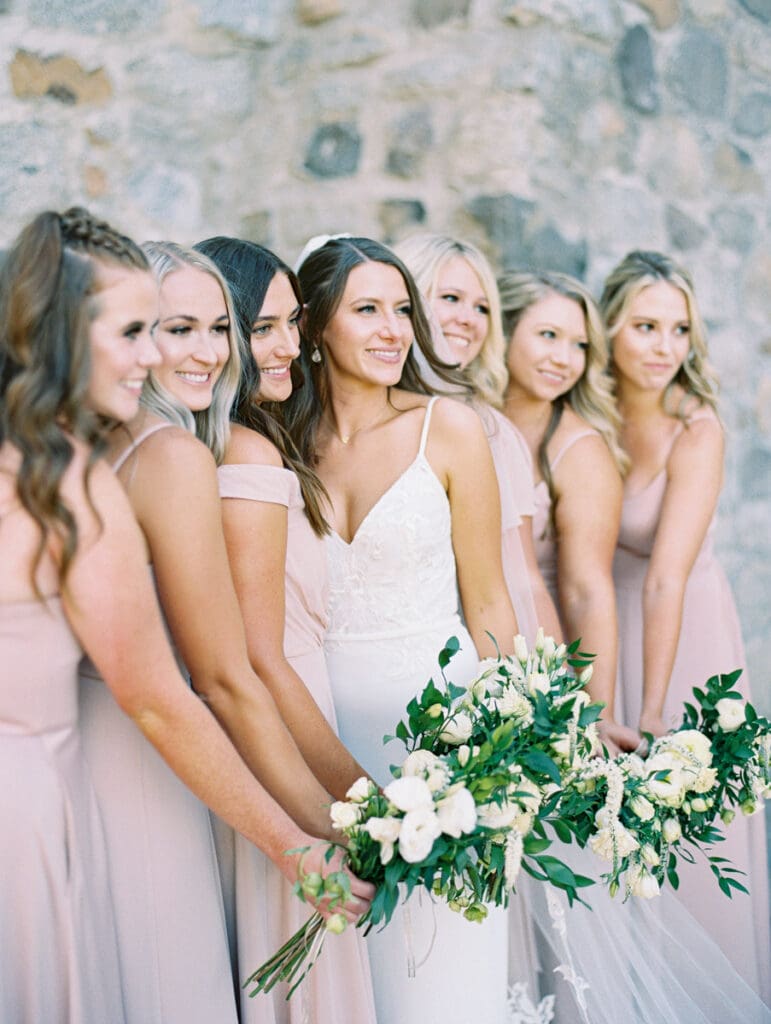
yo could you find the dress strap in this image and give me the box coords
[551,429,598,470]
[112,422,176,472]
[418,397,439,457]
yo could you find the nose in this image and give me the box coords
[277,323,301,358]
[193,330,221,366]
[379,311,401,341]
[138,331,162,368]
[549,338,571,366]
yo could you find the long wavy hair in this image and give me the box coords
[285,236,469,465]
[0,207,148,594]
[599,250,719,421]
[141,242,242,465]
[396,233,508,409]
[498,270,628,519]
[195,235,330,536]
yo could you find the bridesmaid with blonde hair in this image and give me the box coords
[600,249,770,999]
[76,233,372,1024]
[498,269,639,754]
[397,232,560,643]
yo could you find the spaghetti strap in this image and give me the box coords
[551,428,598,470]
[418,397,439,457]
[112,422,176,473]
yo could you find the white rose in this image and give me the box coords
[614,824,640,858]
[384,776,434,813]
[365,816,402,865]
[398,807,442,863]
[628,866,660,899]
[345,776,374,803]
[401,750,450,793]
[439,712,474,745]
[640,843,660,867]
[330,801,360,831]
[457,744,471,768]
[527,672,551,696]
[668,730,713,764]
[477,799,522,831]
[716,698,746,733]
[691,797,709,813]
[691,766,718,794]
[645,755,687,807]
[436,786,477,838]
[513,634,529,663]
[662,817,682,844]
[629,795,656,822]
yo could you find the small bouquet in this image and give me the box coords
[244,631,603,998]
[558,669,771,900]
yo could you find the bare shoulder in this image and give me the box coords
[672,407,723,463]
[223,423,283,468]
[429,395,485,435]
[137,425,216,478]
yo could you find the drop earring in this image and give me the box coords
[311,345,322,364]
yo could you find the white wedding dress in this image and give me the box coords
[325,398,510,1024]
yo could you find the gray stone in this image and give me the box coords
[413,0,471,29]
[668,27,728,117]
[239,210,273,245]
[304,122,361,178]
[733,91,771,138]
[386,107,433,178]
[127,51,256,127]
[193,0,287,43]
[321,32,388,70]
[665,204,707,251]
[501,0,617,40]
[379,199,427,243]
[466,193,536,268]
[28,0,165,32]
[631,0,680,29]
[740,445,771,499]
[617,25,659,115]
[713,142,764,193]
[0,120,70,213]
[524,223,588,278]
[738,0,771,21]
[127,163,202,230]
[710,206,756,252]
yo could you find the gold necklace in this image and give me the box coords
[331,399,392,445]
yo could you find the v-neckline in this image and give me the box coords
[330,454,425,548]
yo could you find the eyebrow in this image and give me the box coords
[253,304,301,323]
[159,313,230,324]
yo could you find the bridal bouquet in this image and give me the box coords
[557,669,771,900]
[245,631,601,998]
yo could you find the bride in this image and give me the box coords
[286,236,520,1024]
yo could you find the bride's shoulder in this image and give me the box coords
[429,395,485,435]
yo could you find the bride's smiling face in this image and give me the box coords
[321,261,414,387]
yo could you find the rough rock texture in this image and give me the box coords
[0,0,768,710]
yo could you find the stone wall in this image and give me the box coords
[1,0,769,707]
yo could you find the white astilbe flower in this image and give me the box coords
[504,829,524,890]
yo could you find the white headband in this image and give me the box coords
[293,232,353,273]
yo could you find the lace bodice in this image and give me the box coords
[325,398,462,648]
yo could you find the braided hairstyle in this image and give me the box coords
[0,207,149,594]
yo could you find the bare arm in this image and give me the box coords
[122,428,336,841]
[554,435,639,752]
[519,516,563,641]
[430,399,519,658]
[639,418,724,737]
[61,457,371,914]
[220,432,369,800]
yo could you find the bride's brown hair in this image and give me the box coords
[0,207,148,594]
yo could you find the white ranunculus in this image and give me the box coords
[345,776,374,803]
[628,866,660,899]
[436,786,477,838]
[527,672,551,696]
[439,711,474,745]
[384,775,434,813]
[716,698,746,733]
[629,794,656,821]
[398,806,442,863]
[330,801,361,831]
[662,817,682,844]
[365,816,402,865]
